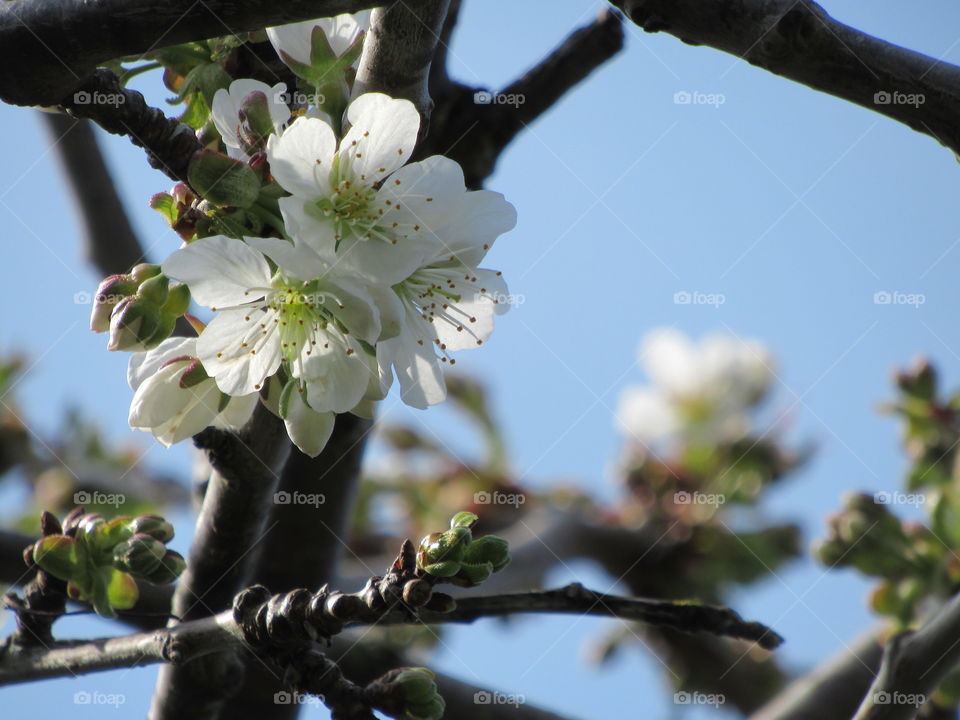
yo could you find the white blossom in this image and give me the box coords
[211,79,291,160]
[267,11,370,68]
[127,337,258,446]
[616,328,774,447]
[161,235,382,418]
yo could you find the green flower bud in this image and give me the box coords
[128,515,175,543]
[453,561,493,586]
[394,668,438,705]
[187,149,261,209]
[145,550,187,585]
[107,296,162,352]
[161,283,191,318]
[130,263,162,284]
[450,511,478,530]
[417,527,472,577]
[113,533,166,575]
[137,274,170,306]
[90,275,138,332]
[463,535,510,572]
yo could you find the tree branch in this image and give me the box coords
[751,628,883,720]
[353,0,451,120]
[148,404,289,720]
[0,582,781,687]
[40,111,146,276]
[420,9,624,188]
[853,593,960,719]
[0,0,388,107]
[611,0,960,156]
[219,413,374,720]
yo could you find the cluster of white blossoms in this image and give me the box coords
[112,12,517,457]
[616,328,774,449]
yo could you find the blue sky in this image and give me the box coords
[3,1,960,717]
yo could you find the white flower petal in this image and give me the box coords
[267,116,337,199]
[284,390,336,457]
[432,269,508,352]
[278,196,338,258]
[127,337,195,391]
[381,312,446,409]
[300,335,374,413]
[196,308,283,395]
[163,235,273,309]
[429,190,517,267]
[244,236,332,282]
[340,93,420,183]
[214,392,259,430]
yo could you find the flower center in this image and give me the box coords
[266,281,330,361]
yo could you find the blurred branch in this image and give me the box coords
[611,0,960,156]
[752,628,883,720]
[149,404,289,720]
[421,9,624,188]
[853,592,960,719]
[0,0,387,107]
[40,111,144,276]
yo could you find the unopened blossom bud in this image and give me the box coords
[236,91,276,155]
[145,549,187,584]
[463,535,510,572]
[90,275,138,332]
[130,263,162,284]
[114,533,167,575]
[108,296,162,351]
[161,283,191,318]
[391,668,445,720]
[128,515,175,543]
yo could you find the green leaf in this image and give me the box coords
[32,535,82,581]
[150,193,179,226]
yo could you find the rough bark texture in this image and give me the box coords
[0,0,384,106]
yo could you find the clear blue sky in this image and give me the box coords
[3,1,960,717]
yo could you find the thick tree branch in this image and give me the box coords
[752,629,883,720]
[220,413,374,720]
[40,112,145,276]
[611,0,960,156]
[853,592,960,719]
[149,404,289,720]
[421,9,624,188]
[0,582,781,686]
[354,0,451,120]
[0,0,387,107]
